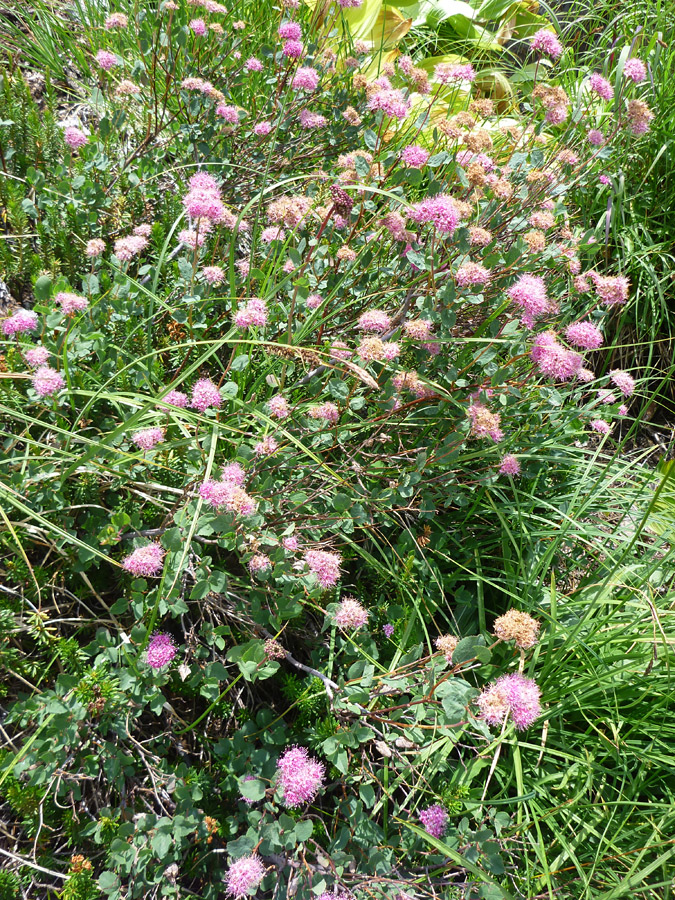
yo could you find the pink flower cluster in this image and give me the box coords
[401,145,429,168]
[96,49,118,70]
[477,672,541,730]
[234,297,268,329]
[531,332,583,381]
[419,804,449,838]
[455,261,490,288]
[64,126,88,150]
[32,366,64,398]
[268,395,290,419]
[304,549,342,589]
[2,309,38,336]
[507,274,556,328]
[308,402,339,424]
[225,854,266,899]
[409,194,461,236]
[183,171,225,222]
[276,746,325,807]
[122,542,165,577]
[367,77,410,120]
[434,62,475,83]
[292,66,319,91]
[55,291,89,314]
[334,598,369,630]
[24,346,50,367]
[200,463,256,517]
[531,28,563,59]
[589,72,613,100]
[146,633,177,669]
[565,321,604,350]
[499,454,521,476]
[358,309,391,333]
[467,402,504,442]
[191,378,222,412]
[132,427,165,451]
[589,272,630,307]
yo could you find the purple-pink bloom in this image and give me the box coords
[132,426,165,450]
[190,378,223,412]
[146,632,177,669]
[531,28,563,59]
[225,854,266,899]
[189,18,207,35]
[477,672,541,731]
[282,39,304,59]
[305,549,341,589]
[216,104,240,123]
[531,332,583,381]
[234,297,268,328]
[64,126,88,149]
[623,57,646,82]
[507,274,554,328]
[55,291,89,314]
[298,109,326,129]
[276,746,325,807]
[609,369,635,396]
[308,401,339,423]
[334,598,368,630]
[401,145,429,168]
[498,454,521,476]
[590,419,612,435]
[122,542,165,577]
[434,62,475,83]
[383,623,395,638]
[202,265,226,285]
[278,21,301,40]
[2,309,38,336]
[292,66,319,91]
[31,366,65,398]
[254,121,273,136]
[587,128,605,146]
[565,321,604,350]
[419,804,449,839]
[161,390,189,409]
[589,72,613,100]
[268,395,290,419]
[86,238,106,257]
[245,56,264,72]
[409,194,461,236]
[249,553,271,574]
[96,49,118,70]
[367,85,410,120]
[23,346,50,367]
[358,309,391,333]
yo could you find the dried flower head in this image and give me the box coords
[493,610,540,649]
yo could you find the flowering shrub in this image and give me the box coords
[0,1,668,899]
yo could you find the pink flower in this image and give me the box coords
[254,436,278,456]
[23,346,50,367]
[305,549,341,589]
[623,57,647,82]
[329,341,352,361]
[161,390,189,408]
[104,12,128,28]
[282,40,304,59]
[434,62,475,83]
[455,261,490,288]
[589,73,613,100]
[278,21,301,40]
[254,121,273,136]
[590,419,612,435]
[225,855,266,899]
[234,297,268,328]
[531,332,582,381]
[292,67,319,91]
[249,553,271,574]
[2,309,38,336]
[308,402,339,424]
[216,104,240,123]
[592,273,629,307]
[507,274,554,328]
[358,309,390,333]
[307,293,322,310]
[619,404,628,416]
[86,238,106,257]
[261,226,285,244]
[531,28,563,59]
[202,265,226,285]
[565,321,604,350]
[298,109,326,129]
[189,18,207,35]
[367,85,410,120]
[587,129,605,146]
[245,56,264,72]
[55,291,89,314]
[222,463,246,485]
[499,454,521,476]
[383,623,395,637]
[467,402,504,442]
[609,369,635,396]
[401,145,429,168]
[122,542,165,577]
[334,598,368,629]
[132,427,165,450]
[268,395,290,419]
[404,319,433,340]
[114,234,148,260]
[32,366,65,398]
[477,672,541,730]
[64,127,88,149]
[190,378,222,412]
[599,175,611,186]
[96,49,118,70]
[419,804,449,839]
[409,194,460,236]
[276,746,325,807]
[282,535,299,551]
[146,633,176,669]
